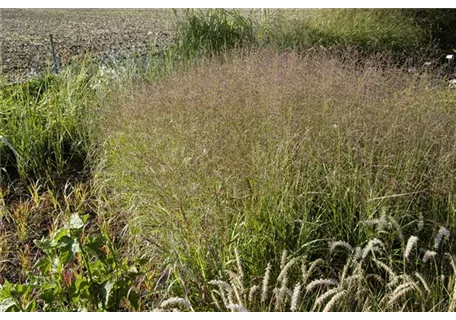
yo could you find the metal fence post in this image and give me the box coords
[50,34,60,74]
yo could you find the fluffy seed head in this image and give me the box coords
[306,278,339,292]
[160,297,192,310]
[422,250,437,263]
[323,290,347,312]
[434,226,450,249]
[290,282,302,312]
[261,263,272,303]
[329,240,353,254]
[226,304,248,312]
[405,236,418,261]
[314,287,341,308]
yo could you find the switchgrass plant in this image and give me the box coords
[101,48,456,310]
[0,65,97,182]
[173,9,255,59]
[0,48,181,184]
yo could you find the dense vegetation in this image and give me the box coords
[1,9,456,311]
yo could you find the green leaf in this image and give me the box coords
[80,214,90,223]
[11,283,29,296]
[0,280,14,300]
[68,213,84,230]
[127,266,138,274]
[25,300,37,311]
[34,238,56,252]
[59,236,80,265]
[0,298,18,312]
[86,236,106,259]
[52,228,69,243]
[40,290,55,303]
[35,257,52,274]
[137,257,149,266]
[52,256,61,272]
[100,281,115,310]
[127,289,139,310]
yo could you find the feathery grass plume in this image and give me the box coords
[313,287,341,309]
[362,238,385,260]
[388,282,417,306]
[226,304,249,312]
[361,210,404,240]
[414,272,430,293]
[234,247,244,280]
[352,247,363,262]
[301,260,308,284]
[417,212,424,231]
[303,258,324,284]
[261,263,272,303]
[434,226,450,249]
[209,280,233,307]
[323,290,347,312]
[280,250,288,270]
[277,257,297,282]
[339,260,350,288]
[276,286,294,311]
[160,297,193,310]
[248,285,259,303]
[329,240,353,254]
[306,278,339,292]
[209,280,233,292]
[356,288,369,305]
[378,210,389,227]
[361,218,382,227]
[405,236,418,261]
[393,275,423,295]
[387,274,413,290]
[374,259,397,279]
[228,271,243,305]
[345,274,362,290]
[276,257,297,311]
[422,250,437,263]
[271,287,280,305]
[276,284,288,310]
[290,282,302,312]
[366,273,385,285]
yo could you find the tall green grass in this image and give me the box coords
[0,47,182,184]
[0,65,97,182]
[173,9,255,58]
[102,49,456,310]
[265,9,432,60]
